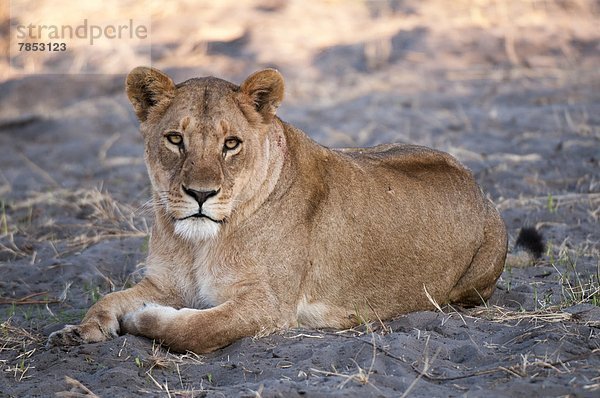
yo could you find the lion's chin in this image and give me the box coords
[174,218,221,242]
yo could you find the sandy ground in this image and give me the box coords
[1,0,599,396]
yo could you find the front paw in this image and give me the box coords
[47,315,119,348]
[47,324,87,347]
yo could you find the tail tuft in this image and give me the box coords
[515,227,545,259]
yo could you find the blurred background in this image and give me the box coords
[3,0,600,77]
[2,0,599,134]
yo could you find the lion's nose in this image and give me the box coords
[182,186,219,207]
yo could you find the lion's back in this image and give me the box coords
[335,143,471,181]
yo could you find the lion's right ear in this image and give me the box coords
[126,67,175,122]
[240,69,284,123]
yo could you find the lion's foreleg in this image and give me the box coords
[121,294,278,353]
[47,277,179,347]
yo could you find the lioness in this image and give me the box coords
[48,68,507,353]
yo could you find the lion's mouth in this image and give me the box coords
[179,213,224,224]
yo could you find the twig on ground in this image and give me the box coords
[401,336,441,398]
[414,348,600,382]
[55,376,100,398]
[0,292,60,305]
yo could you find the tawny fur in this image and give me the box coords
[48,68,508,353]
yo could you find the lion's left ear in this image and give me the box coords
[240,69,284,122]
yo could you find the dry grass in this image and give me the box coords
[0,318,42,382]
[468,305,573,324]
[0,187,148,261]
[418,347,600,382]
[145,341,204,371]
[139,341,205,395]
[400,336,441,398]
[56,376,100,398]
[310,362,377,390]
[423,284,445,313]
[0,318,42,353]
[309,335,380,391]
[307,323,383,391]
[111,338,207,395]
[496,193,600,213]
[549,244,600,307]
[470,255,599,327]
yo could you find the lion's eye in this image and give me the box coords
[166,133,183,146]
[224,137,241,151]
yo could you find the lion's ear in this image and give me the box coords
[126,67,175,122]
[240,69,284,122]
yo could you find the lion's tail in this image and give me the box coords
[506,227,545,268]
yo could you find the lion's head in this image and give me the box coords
[126,68,285,241]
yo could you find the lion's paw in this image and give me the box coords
[47,324,87,348]
[47,317,119,348]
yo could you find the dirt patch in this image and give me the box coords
[1,0,599,396]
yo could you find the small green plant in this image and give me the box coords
[546,193,558,213]
[546,241,555,264]
[83,283,102,304]
[0,199,8,236]
[206,373,213,384]
[91,287,101,303]
[52,309,86,324]
[352,304,369,327]
[140,235,149,253]
[503,262,513,292]
[593,261,600,306]
[21,306,34,322]
[135,356,143,368]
